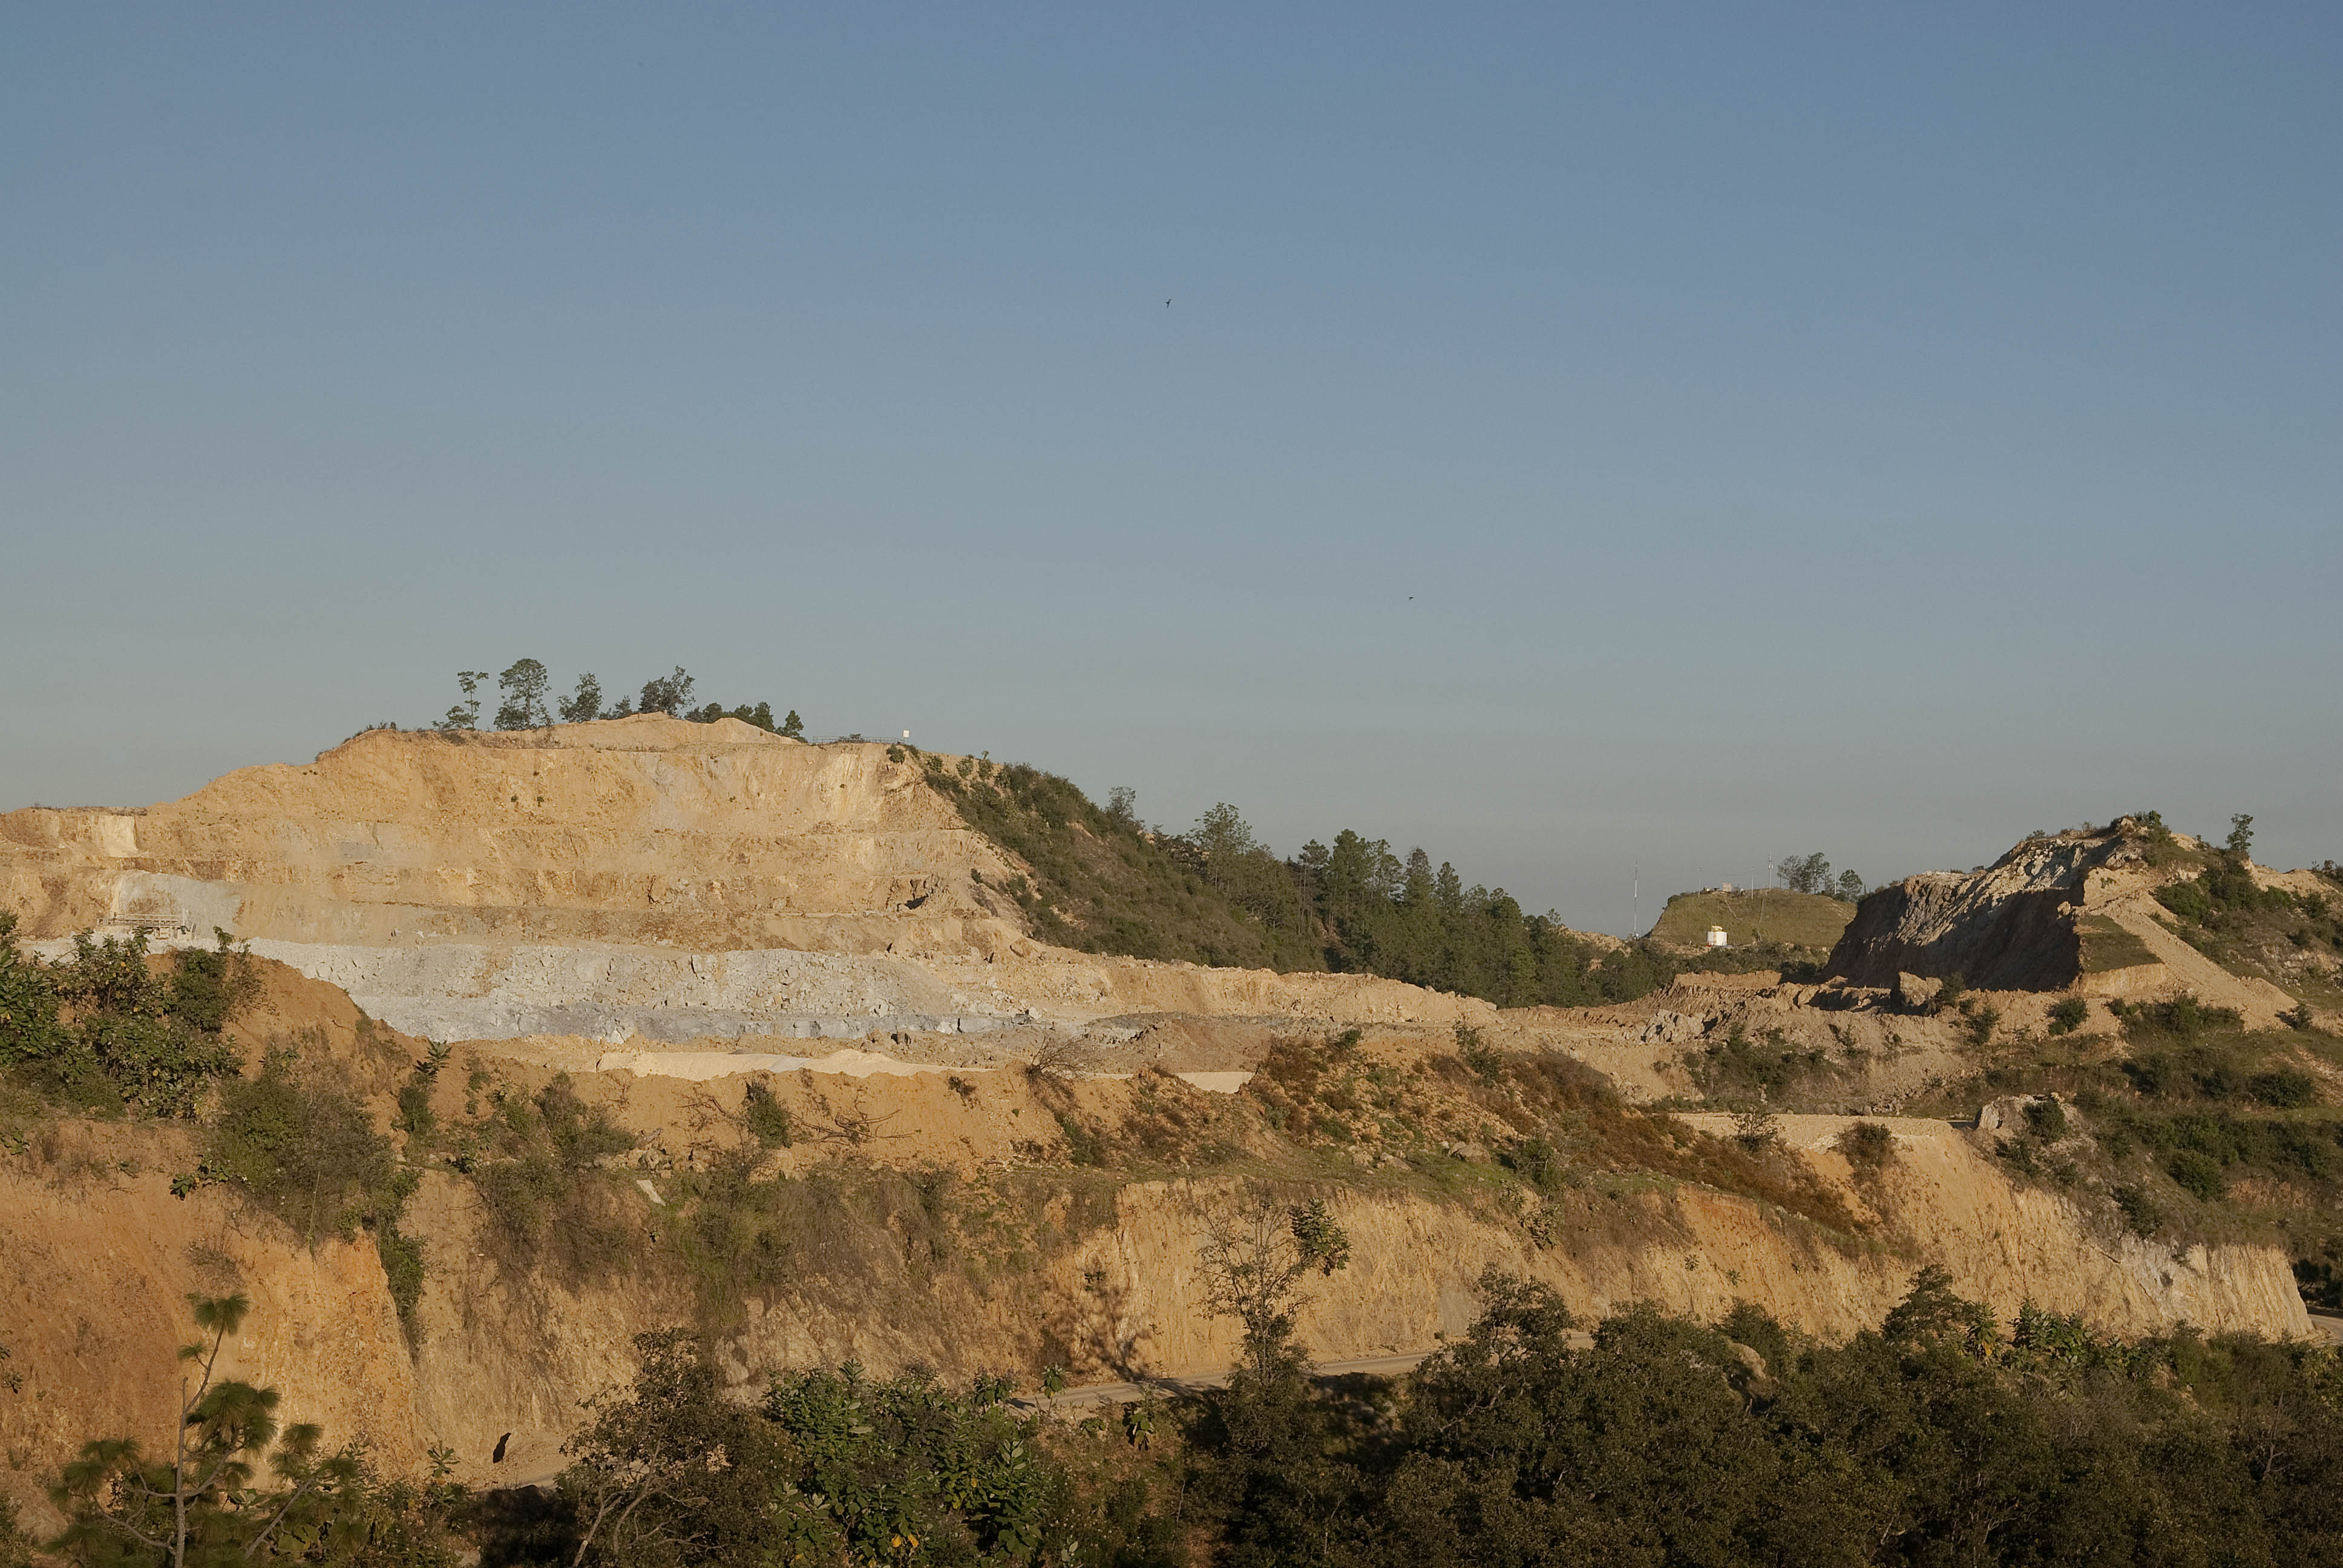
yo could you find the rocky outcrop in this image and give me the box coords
[1827,825,2158,991]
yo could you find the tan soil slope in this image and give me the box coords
[0,717,1022,953]
[0,957,2315,1527]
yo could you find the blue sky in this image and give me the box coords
[4,3,2336,930]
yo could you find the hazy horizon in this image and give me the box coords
[5,4,2337,931]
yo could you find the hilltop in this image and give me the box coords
[1650,887,1855,953]
[0,717,1666,1043]
[1824,815,2336,1028]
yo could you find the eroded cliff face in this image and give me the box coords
[0,719,1496,1042]
[1827,826,2158,990]
[0,717,1017,952]
[3,1105,2308,1521]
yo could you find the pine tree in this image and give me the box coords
[558,672,603,724]
[492,659,551,730]
[436,671,490,731]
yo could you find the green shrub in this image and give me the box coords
[203,1043,428,1328]
[1454,1022,1501,1083]
[2047,998,2091,1036]
[2169,1149,2227,1201]
[2114,995,2245,1045]
[1,920,244,1116]
[396,1081,436,1140]
[2024,1097,2068,1141]
[1934,973,1967,1015]
[206,1047,395,1242]
[166,931,260,1032]
[1502,1135,1568,1192]
[2158,850,2290,929]
[741,1080,794,1148]
[2113,1182,2163,1236]
[464,1076,639,1286]
[1288,1198,1352,1275]
[2250,1069,2319,1109]
[1693,1023,1831,1103]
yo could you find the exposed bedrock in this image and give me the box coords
[1827,823,2153,990]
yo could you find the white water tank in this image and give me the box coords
[1706,925,1729,949]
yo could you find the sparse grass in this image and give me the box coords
[2076,915,2159,973]
[653,1154,966,1327]
[1237,1031,1863,1243]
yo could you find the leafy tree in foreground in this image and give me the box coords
[1191,1192,1362,1566]
[50,1294,454,1568]
[559,1329,787,1568]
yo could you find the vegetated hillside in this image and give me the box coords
[1720,956,2343,1316]
[920,755,1320,971]
[922,756,1679,1008]
[2152,848,2343,1016]
[1827,811,2340,1026]
[1648,887,1854,956]
[11,918,2316,1514]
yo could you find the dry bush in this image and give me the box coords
[1838,1120,1896,1173]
